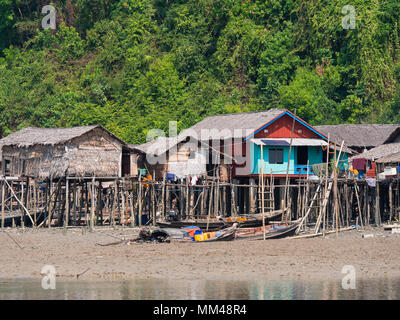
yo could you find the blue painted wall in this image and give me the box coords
[251,143,327,175]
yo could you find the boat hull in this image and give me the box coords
[235,223,299,240]
[157,210,284,231]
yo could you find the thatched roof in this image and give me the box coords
[0,125,126,157]
[130,136,180,156]
[180,108,286,140]
[376,151,400,164]
[315,124,400,149]
[352,142,400,161]
[132,108,275,155]
[133,110,358,158]
[132,134,234,160]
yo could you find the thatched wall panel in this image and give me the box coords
[2,128,124,179]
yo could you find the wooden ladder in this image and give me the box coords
[296,181,333,234]
[257,176,275,212]
[296,183,322,234]
[314,181,333,233]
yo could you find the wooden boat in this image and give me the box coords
[157,219,225,230]
[235,221,299,240]
[161,224,237,242]
[157,208,285,230]
[190,226,237,242]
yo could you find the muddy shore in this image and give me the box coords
[0,226,399,282]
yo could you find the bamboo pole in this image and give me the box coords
[111,180,117,227]
[121,178,126,227]
[206,180,214,231]
[283,109,296,219]
[47,180,53,228]
[138,175,143,226]
[334,142,338,236]
[323,134,330,236]
[1,180,5,230]
[90,177,95,231]
[389,181,393,223]
[33,180,37,227]
[64,178,69,229]
[375,164,381,226]
[261,144,265,240]
[161,173,166,219]
[152,178,156,226]
[20,180,25,229]
[3,178,34,225]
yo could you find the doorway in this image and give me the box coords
[297,146,308,165]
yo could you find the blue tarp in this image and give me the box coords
[261,139,290,146]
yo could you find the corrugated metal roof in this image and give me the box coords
[315,124,400,148]
[376,151,400,163]
[250,138,328,146]
[180,108,285,140]
[352,142,400,160]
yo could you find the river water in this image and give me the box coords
[0,278,399,300]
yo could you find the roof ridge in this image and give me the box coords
[316,123,400,127]
[199,108,284,119]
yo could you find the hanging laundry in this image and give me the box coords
[191,176,199,186]
[352,158,366,171]
[366,177,376,187]
[357,169,365,179]
[166,173,175,182]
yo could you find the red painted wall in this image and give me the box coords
[232,113,325,177]
[254,114,321,139]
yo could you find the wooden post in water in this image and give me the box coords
[231,182,237,217]
[186,178,190,219]
[283,109,296,219]
[48,179,53,228]
[121,178,126,227]
[161,173,166,219]
[334,143,338,236]
[138,175,143,226]
[64,178,69,229]
[261,144,265,240]
[344,181,350,227]
[389,181,393,223]
[375,166,381,226]
[72,181,77,226]
[20,180,25,229]
[323,134,330,236]
[1,179,4,230]
[152,178,156,226]
[90,177,95,231]
[110,180,117,227]
[206,180,214,231]
[33,179,37,227]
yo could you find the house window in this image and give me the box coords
[269,149,283,164]
[4,160,10,175]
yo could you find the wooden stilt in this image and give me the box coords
[261,144,265,240]
[1,180,4,230]
[90,177,95,231]
[138,176,143,226]
[64,178,69,229]
[389,181,393,223]
[375,178,381,226]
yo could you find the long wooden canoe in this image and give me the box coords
[157,208,285,230]
[235,222,299,240]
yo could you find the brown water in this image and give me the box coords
[1,278,399,300]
